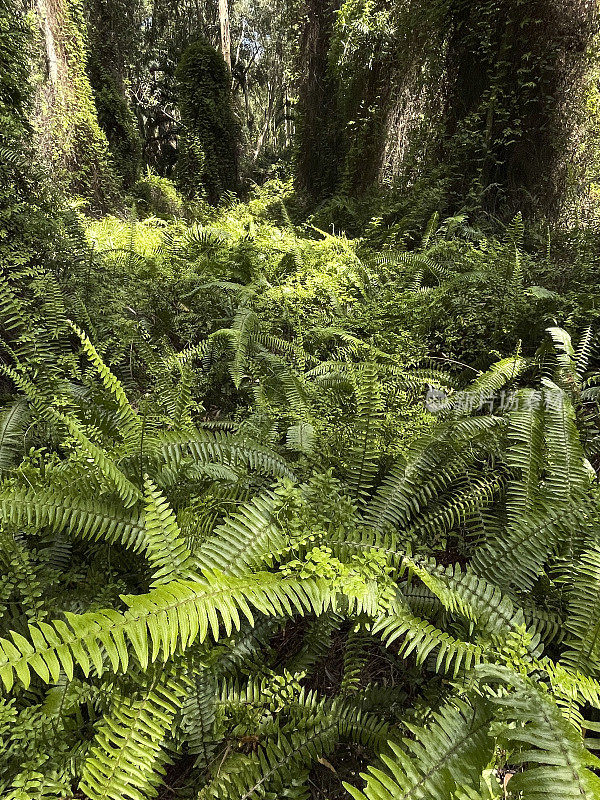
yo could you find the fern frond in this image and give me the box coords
[0,273,28,339]
[364,417,502,531]
[561,545,600,679]
[506,389,545,521]
[405,473,505,544]
[347,363,383,504]
[344,697,493,800]
[80,669,184,800]
[143,477,196,586]
[199,722,336,800]
[372,600,485,676]
[0,571,377,690]
[160,429,295,481]
[471,500,589,591]
[61,414,142,508]
[547,326,577,382]
[180,659,218,769]
[0,487,145,550]
[69,322,141,444]
[542,386,587,505]
[0,400,28,470]
[341,627,371,694]
[486,670,600,799]
[402,559,532,644]
[450,356,528,412]
[194,491,286,575]
[286,422,316,454]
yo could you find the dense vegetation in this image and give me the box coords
[4,0,600,799]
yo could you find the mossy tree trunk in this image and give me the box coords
[294,0,342,201]
[294,0,597,220]
[84,0,143,188]
[438,0,597,218]
[32,0,120,209]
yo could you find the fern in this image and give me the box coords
[0,570,382,690]
[506,388,545,520]
[372,600,485,677]
[181,659,218,769]
[142,477,196,585]
[561,545,600,679]
[0,487,146,550]
[69,322,141,445]
[347,363,383,503]
[542,385,587,504]
[485,667,600,800]
[80,668,184,800]
[159,428,296,481]
[194,490,286,575]
[344,697,494,800]
[0,400,27,470]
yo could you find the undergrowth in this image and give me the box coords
[2,180,600,800]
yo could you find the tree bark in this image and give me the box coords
[294,0,341,199]
[219,0,231,71]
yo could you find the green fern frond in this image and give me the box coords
[547,327,577,382]
[199,723,336,800]
[194,491,286,575]
[159,428,296,481]
[0,570,379,690]
[402,558,533,644]
[0,400,28,470]
[506,388,545,521]
[347,363,383,504]
[486,669,600,799]
[405,473,505,544]
[0,487,146,550]
[143,477,196,586]
[344,696,493,800]
[180,660,218,769]
[69,322,141,444]
[0,273,28,339]
[575,325,595,378]
[364,417,502,531]
[61,414,142,508]
[341,627,371,694]
[471,499,589,591]
[79,669,184,800]
[450,356,529,412]
[372,599,485,676]
[561,545,600,678]
[542,385,587,505]
[286,422,316,454]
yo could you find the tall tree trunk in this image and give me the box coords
[294,0,341,199]
[439,0,597,218]
[219,0,231,71]
[253,87,275,162]
[32,0,120,209]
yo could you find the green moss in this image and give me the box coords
[84,0,142,189]
[32,0,120,210]
[175,39,239,204]
[132,170,184,219]
[88,59,141,188]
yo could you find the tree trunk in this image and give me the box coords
[439,0,597,218]
[294,0,341,199]
[219,0,231,71]
[253,87,275,162]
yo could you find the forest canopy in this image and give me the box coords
[3,1,600,799]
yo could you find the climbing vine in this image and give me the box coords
[176,38,239,203]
